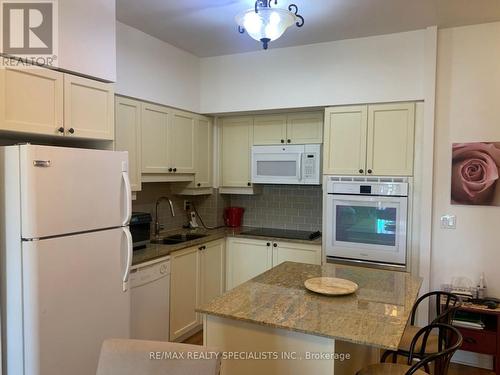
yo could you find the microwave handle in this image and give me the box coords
[298,153,303,181]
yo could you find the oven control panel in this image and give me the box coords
[327,177,409,197]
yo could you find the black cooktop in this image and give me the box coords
[240,228,321,241]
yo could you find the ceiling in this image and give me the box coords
[116,0,500,57]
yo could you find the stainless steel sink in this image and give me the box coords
[151,233,207,245]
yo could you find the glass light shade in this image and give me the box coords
[236,8,297,43]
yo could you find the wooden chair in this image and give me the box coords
[381,291,461,366]
[357,323,463,375]
[96,339,221,375]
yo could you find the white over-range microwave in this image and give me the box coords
[251,144,321,185]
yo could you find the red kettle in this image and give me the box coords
[224,207,245,227]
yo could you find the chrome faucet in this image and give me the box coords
[155,196,175,237]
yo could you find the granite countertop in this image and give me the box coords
[197,261,422,350]
[132,227,322,266]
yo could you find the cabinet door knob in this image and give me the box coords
[247,182,251,187]
[359,169,364,174]
[173,168,177,172]
[281,139,285,143]
[68,128,75,134]
[266,242,271,246]
[367,169,373,174]
[273,243,277,248]
[197,183,201,187]
[57,127,64,133]
[168,168,173,172]
[287,139,291,143]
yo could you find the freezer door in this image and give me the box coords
[21,228,131,375]
[20,145,132,238]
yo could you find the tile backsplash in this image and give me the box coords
[133,183,322,234]
[132,183,228,235]
[229,185,322,231]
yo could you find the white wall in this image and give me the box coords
[115,22,200,113]
[58,0,116,81]
[432,22,500,297]
[200,30,426,114]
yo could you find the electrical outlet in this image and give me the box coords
[184,200,191,211]
[440,215,457,229]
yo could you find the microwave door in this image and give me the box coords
[326,195,407,264]
[252,152,302,184]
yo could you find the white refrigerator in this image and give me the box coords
[0,145,133,375]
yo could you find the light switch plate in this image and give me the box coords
[440,215,457,229]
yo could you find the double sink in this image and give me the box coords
[151,233,208,245]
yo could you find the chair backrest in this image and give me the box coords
[405,323,463,375]
[96,339,221,375]
[410,291,462,325]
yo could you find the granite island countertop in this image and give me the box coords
[197,261,422,350]
[132,226,322,265]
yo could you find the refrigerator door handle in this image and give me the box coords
[122,171,132,226]
[122,227,133,292]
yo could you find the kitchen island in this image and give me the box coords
[197,261,422,375]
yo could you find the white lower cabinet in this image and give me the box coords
[272,241,322,267]
[169,239,225,341]
[226,237,322,290]
[226,238,273,291]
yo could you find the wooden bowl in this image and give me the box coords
[304,277,358,296]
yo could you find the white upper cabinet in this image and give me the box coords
[0,67,114,140]
[220,117,253,188]
[252,112,323,145]
[324,103,415,176]
[63,74,114,140]
[115,97,142,191]
[168,111,196,174]
[141,102,170,174]
[366,103,415,176]
[191,116,213,188]
[253,115,287,145]
[0,67,64,136]
[324,106,368,175]
[58,0,116,81]
[286,112,323,144]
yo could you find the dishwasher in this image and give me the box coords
[130,256,170,341]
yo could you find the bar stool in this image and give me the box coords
[357,323,463,375]
[381,291,461,366]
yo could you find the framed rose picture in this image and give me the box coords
[451,142,500,206]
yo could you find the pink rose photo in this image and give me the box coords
[451,142,500,205]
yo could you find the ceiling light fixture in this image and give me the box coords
[235,1,304,50]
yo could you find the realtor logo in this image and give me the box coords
[1,0,57,65]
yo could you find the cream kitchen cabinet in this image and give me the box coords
[226,237,272,290]
[64,74,114,140]
[253,114,287,145]
[169,245,200,341]
[272,241,322,267]
[168,111,196,174]
[0,67,114,140]
[191,116,213,189]
[0,67,64,136]
[140,104,200,179]
[323,106,368,175]
[226,237,321,290]
[252,112,323,145]
[115,97,142,191]
[170,239,225,341]
[220,116,254,189]
[286,112,323,144]
[324,103,415,176]
[141,102,170,174]
[199,239,226,306]
[367,103,415,176]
